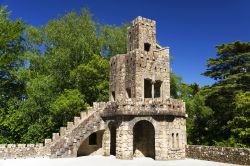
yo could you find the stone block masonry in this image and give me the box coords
[186,145,250,165]
[0,143,48,159]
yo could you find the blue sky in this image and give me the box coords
[1,0,250,86]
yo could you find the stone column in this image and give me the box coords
[151,81,154,99]
[102,126,111,156]
[116,120,133,159]
[155,121,168,160]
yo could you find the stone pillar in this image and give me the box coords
[155,121,168,160]
[151,82,154,99]
[102,126,111,156]
[116,120,133,159]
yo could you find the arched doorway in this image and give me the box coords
[133,120,155,159]
[77,130,104,156]
[109,122,116,156]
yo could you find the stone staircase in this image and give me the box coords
[44,102,108,158]
[0,102,108,159]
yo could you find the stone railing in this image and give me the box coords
[101,98,186,117]
[186,145,250,165]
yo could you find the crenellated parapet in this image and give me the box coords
[0,143,46,159]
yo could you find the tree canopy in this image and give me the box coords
[0,7,127,143]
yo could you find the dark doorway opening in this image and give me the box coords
[133,120,155,159]
[109,123,116,156]
[144,79,152,98]
[154,80,162,98]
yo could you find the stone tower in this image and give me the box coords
[110,16,170,103]
[104,16,186,160]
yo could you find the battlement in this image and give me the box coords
[131,16,156,27]
[0,143,46,159]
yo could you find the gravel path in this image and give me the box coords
[0,155,239,166]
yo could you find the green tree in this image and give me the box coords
[202,41,250,147]
[0,6,26,143]
[100,24,128,58]
[0,8,128,143]
[170,72,212,145]
[227,92,250,147]
[0,6,26,106]
[186,94,213,145]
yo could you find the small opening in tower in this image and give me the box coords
[144,43,151,52]
[126,88,132,98]
[176,133,179,148]
[172,133,174,148]
[154,80,162,98]
[144,79,152,98]
[111,91,116,101]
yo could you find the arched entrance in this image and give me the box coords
[108,122,116,156]
[77,130,104,156]
[133,120,155,159]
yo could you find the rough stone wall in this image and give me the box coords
[116,117,133,159]
[110,16,170,103]
[100,98,186,117]
[135,48,170,100]
[0,144,48,159]
[186,145,250,165]
[114,116,186,160]
[127,16,156,53]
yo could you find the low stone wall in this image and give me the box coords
[186,145,250,165]
[0,143,49,159]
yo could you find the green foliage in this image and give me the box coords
[170,72,181,98]
[227,92,250,147]
[50,89,89,129]
[170,41,250,147]
[0,6,26,106]
[185,93,213,145]
[100,24,128,58]
[0,8,127,143]
[0,6,26,143]
[70,54,109,104]
[200,41,250,147]
[170,72,212,145]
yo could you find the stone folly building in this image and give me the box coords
[104,16,187,159]
[0,16,187,160]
